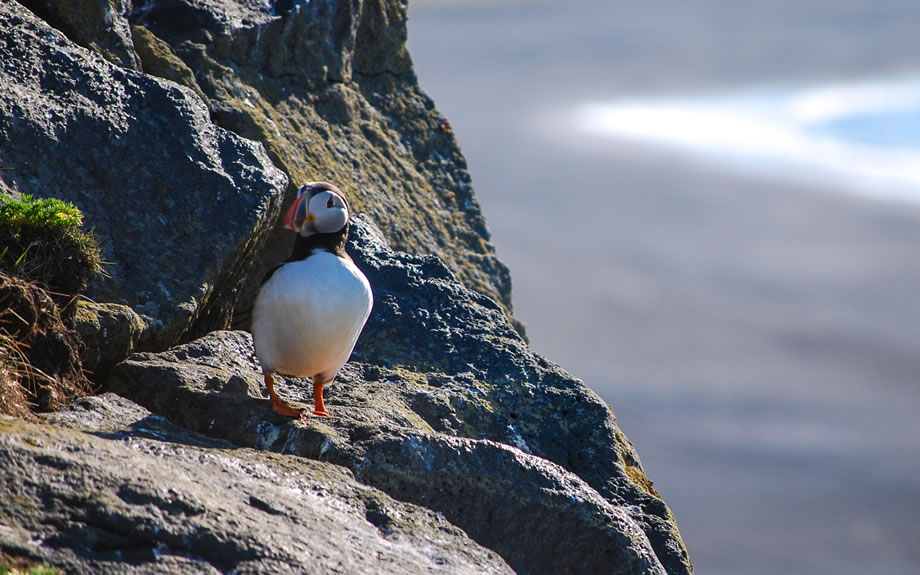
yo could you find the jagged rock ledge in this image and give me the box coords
[100,218,690,575]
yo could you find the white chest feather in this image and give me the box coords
[251,251,372,379]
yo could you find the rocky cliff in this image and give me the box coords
[0,0,692,573]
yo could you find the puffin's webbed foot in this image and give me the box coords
[272,399,307,418]
[265,372,306,418]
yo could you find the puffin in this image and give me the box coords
[251,182,373,418]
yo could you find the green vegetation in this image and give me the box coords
[0,195,96,418]
[0,194,103,294]
[0,194,84,233]
[0,562,57,575]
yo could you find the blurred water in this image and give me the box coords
[574,77,920,202]
[408,1,920,574]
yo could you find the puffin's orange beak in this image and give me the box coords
[283,195,305,231]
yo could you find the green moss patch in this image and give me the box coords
[0,565,56,575]
[0,194,102,295]
[0,552,57,575]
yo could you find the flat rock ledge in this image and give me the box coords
[0,394,513,575]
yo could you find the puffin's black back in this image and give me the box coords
[287,223,349,262]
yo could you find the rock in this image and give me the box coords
[71,300,150,379]
[18,0,142,70]
[0,393,514,574]
[129,0,516,320]
[1,1,695,573]
[107,219,693,575]
[130,24,207,100]
[108,332,669,575]
[0,0,287,349]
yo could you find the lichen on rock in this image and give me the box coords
[18,0,142,70]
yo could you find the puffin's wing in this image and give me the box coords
[260,263,284,286]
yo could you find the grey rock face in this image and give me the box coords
[107,219,692,575]
[0,394,514,574]
[18,0,142,70]
[129,0,515,318]
[108,333,669,575]
[0,0,287,348]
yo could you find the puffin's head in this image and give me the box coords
[283,182,349,237]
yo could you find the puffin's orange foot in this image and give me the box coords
[312,381,332,418]
[271,400,307,418]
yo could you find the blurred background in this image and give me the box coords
[407,1,920,573]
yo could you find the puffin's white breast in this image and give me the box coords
[251,251,372,379]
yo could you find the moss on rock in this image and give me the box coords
[18,0,140,70]
[131,25,206,100]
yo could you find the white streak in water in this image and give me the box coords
[573,76,920,204]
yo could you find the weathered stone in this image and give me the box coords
[353,0,413,77]
[71,300,149,379]
[0,394,514,574]
[107,334,667,575]
[19,0,142,70]
[107,219,692,575]
[1,1,695,573]
[0,0,288,349]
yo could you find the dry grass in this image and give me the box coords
[0,329,37,420]
[0,272,92,417]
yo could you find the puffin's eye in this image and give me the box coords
[326,196,335,209]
